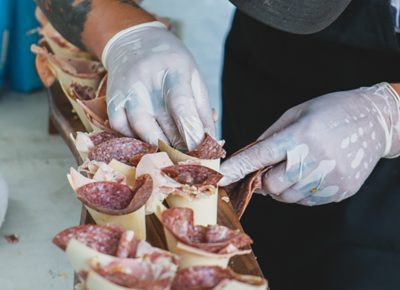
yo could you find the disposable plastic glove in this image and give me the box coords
[220,83,400,206]
[102,21,215,150]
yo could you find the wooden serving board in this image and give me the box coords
[47,81,264,282]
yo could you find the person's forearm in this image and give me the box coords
[35,0,155,58]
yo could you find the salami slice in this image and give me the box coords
[222,141,271,219]
[223,169,265,219]
[171,266,266,290]
[115,230,141,258]
[161,164,223,187]
[92,259,174,290]
[88,137,158,165]
[76,174,153,215]
[161,208,252,254]
[70,83,96,101]
[187,133,226,160]
[88,131,120,146]
[52,224,123,255]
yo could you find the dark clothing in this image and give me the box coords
[222,1,400,289]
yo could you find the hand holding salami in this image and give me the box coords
[220,83,400,206]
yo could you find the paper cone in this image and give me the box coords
[163,229,250,270]
[166,190,218,226]
[85,271,134,290]
[158,140,220,171]
[65,239,114,277]
[67,167,146,240]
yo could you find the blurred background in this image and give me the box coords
[0,1,234,289]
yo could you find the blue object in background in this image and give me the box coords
[7,0,42,92]
[0,0,11,89]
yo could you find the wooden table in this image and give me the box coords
[47,81,264,283]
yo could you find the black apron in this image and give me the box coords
[222,1,400,289]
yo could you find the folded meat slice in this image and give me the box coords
[53,224,176,260]
[53,224,123,256]
[223,169,265,219]
[135,153,179,214]
[31,45,104,83]
[88,257,176,290]
[161,164,223,188]
[88,137,158,166]
[161,208,252,254]
[187,133,226,160]
[76,174,152,215]
[53,225,179,283]
[171,266,268,290]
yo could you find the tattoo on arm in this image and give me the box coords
[35,0,91,49]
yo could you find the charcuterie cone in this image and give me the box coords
[54,224,179,278]
[85,271,132,290]
[171,266,268,290]
[158,140,220,171]
[66,239,115,275]
[166,191,217,226]
[38,22,93,60]
[157,207,252,270]
[31,45,105,131]
[67,165,149,240]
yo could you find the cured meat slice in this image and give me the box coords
[88,131,120,146]
[53,224,177,259]
[76,174,153,215]
[171,266,267,290]
[187,133,226,160]
[222,141,271,219]
[89,258,176,290]
[223,169,266,219]
[161,164,223,187]
[161,208,252,254]
[70,83,96,101]
[87,137,158,166]
[52,224,123,255]
[31,45,104,79]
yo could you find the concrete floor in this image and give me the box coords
[0,90,81,290]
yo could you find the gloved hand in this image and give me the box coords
[102,21,215,151]
[220,83,400,206]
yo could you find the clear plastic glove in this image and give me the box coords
[220,83,400,206]
[102,21,215,151]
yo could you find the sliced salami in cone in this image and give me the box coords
[31,45,105,131]
[67,164,150,240]
[85,258,175,290]
[171,266,268,290]
[162,164,223,226]
[37,22,93,60]
[71,131,157,167]
[53,224,178,282]
[158,207,253,269]
[158,133,225,171]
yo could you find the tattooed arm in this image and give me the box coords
[35,0,155,57]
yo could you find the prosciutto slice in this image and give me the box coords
[161,208,252,254]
